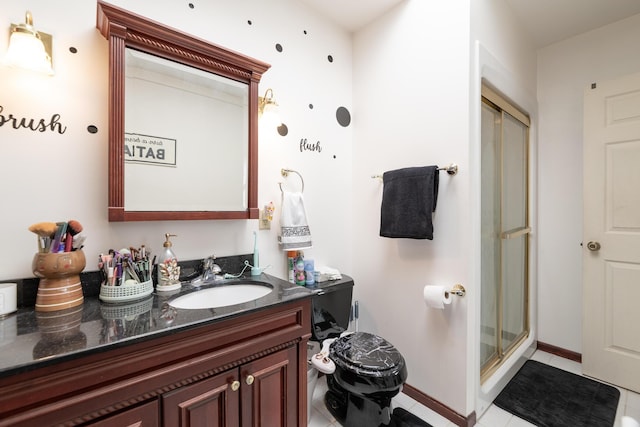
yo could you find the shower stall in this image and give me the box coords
[479,84,532,387]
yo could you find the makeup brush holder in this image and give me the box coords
[32,250,86,312]
[99,279,153,303]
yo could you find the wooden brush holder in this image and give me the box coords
[32,250,86,312]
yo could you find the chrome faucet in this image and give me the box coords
[202,255,222,282]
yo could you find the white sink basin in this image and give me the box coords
[169,283,273,309]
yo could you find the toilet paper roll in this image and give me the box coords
[0,283,17,317]
[423,285,452,309]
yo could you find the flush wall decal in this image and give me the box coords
[300,138,322,153]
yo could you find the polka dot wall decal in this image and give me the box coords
[336,107,351,127]
[69,47,77,54]
[277,123,288,137]
[303,30,308,35]
[248,20,252,25]
[276,43,283,52]
[87,125,98,134]
[308,104,314,109]
[327,55,334,63]
[188,3,195,9]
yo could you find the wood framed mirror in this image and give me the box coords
[96,1,270,221]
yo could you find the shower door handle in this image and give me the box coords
[586,241,601,252]
[501,227,531,239]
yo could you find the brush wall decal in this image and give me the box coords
[0,105,67,134]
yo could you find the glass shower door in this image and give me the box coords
[480,86,530,380]
[480,102,501,369]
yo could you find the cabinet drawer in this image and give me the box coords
[87,400,159,427]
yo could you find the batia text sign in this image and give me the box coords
[125,133,176,167]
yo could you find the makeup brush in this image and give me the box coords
[28,222,58,252]
[50,222,68,253]
[65,220,84,252]
[72,234,86,251]
[28,222,58,238]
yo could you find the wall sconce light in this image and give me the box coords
[258,88,281,128]
[4,11,54,75]
[259,88,278,115]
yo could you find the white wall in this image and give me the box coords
[350,0,538,417]
[470,0,538,417]
[471,0,536,94]
[352,0,473,415]
[537,12,640,353]
[0,0,353,282]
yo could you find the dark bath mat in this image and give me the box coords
[390,407,432,427]
[494,360,620,427]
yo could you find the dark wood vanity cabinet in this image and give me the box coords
[86,400,160,426]
[240,346,299,427]
[0,298,310,427]
[163,346,298,427]
[162,366,240,426]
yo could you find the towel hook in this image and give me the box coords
[279,168,304,193]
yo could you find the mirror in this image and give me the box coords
[124,49,249,212]
[97,1,270,221]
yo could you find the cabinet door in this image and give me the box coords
[162,370,240,427]
[240,346,298,427]
[87,400,159,427]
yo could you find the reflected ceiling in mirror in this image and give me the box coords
[96,0,270,221]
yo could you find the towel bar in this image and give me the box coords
[279,168,304,192]
[371,163,458,180]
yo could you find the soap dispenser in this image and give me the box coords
[157,233,181,291]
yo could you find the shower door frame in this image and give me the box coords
[480,83,531,384]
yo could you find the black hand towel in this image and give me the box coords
[379,166,439,240]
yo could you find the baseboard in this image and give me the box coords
[536,341,582,363]
[402,383,476,427]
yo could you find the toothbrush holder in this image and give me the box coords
[32,250,86,312]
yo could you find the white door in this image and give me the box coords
[583,71,640,393]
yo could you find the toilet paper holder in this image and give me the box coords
[448,284,466,297]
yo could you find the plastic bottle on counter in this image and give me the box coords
[304,259,315,287]
[295,251,306,286]
[287,250,297,283]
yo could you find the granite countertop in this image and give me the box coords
[0,272,318,379]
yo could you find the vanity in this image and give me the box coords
[0,271,325,427]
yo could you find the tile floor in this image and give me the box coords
[308,350,640,427]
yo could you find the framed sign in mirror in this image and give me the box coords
[96,1,270,221]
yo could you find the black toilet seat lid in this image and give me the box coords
[330,332,404,376]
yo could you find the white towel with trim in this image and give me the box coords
[279,190,312,250]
